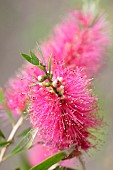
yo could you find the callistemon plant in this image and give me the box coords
[41,4,111,76]
[0,1,111,170]
[3,1,111,117]
[0,50,103,170]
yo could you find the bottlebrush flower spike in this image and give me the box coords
[40,8,111,76]
[4,63,42,116]
[29,62,101,151]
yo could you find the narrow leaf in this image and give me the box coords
[4,128,38,159]
[0,130,6,139]
[36,43,45,64]
[17,128,31,138]
[6,109,15,126]
[0,141,11,148]
[0,88,14,125]
[54,167,78,170]
[30,145,75,170]
[20,154,31,170]
[30,51,39,65]
[0,88,6,103]
[21,53,39,66]
[21,53,31,63]
[37,65,46,72]
[48,54,52,74]
[0,88,5,103]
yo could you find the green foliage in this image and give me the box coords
[30,145,75,170]
[21,49,46,73]
[0,88,14,126]
[37,65,46,72]
[5,109,15,126]
[0,141,11,148]
[0,88,5,103]
[36,42,45,64]
[54,167,79,170]
[0,130,6,140]
[4,128,38,160]
[21,52,39,66]
[48,54,52,74]
[17,128,31,138]
[19,154,31,170]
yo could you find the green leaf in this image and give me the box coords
[36,42,45,64]
[30,51,39,65]
[20,154,31,170]
[0,130,6,139]
[30,145,75,170]
[54,167,79,170]
[17,128,31,138]
[0,88,5,103]
[5,109,15,126]
[21,53,31,63]
[37,65,46,72]
[0,141,11,148]
[0,88,14,126]
[21,52,39,66]
[4,128,38,160]
[48,54,52,74]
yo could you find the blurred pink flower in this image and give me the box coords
[27,144,51,166]
[4,63,42,116]
[27,142,77,169]
[29,64,101,151]
[40,10,111,76]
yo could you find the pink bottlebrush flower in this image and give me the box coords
[40,9,111,76]
[4,63,42,116]
[29,63,101,152]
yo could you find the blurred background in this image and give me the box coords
[0,0,113,169]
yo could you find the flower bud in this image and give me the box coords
[57,77,63,82]
[52,79,58,87]
[43,82,51,87]
[38,75,47,82]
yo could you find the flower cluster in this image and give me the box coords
[29,64,101,151]
[40,9,110,75]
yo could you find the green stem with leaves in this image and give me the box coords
[0,116,24,163]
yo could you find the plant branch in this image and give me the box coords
[79,156,86,170]
[0,116,24,163]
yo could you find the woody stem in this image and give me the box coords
[79,156,86,170]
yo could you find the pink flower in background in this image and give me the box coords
[29,64,101,151]
[40,10,111,76]
[27,144,51,166]
[4,63,42,116]
[27,142,77,169]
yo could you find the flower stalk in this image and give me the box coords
[0,116,24,163]
[79,156,86,170]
